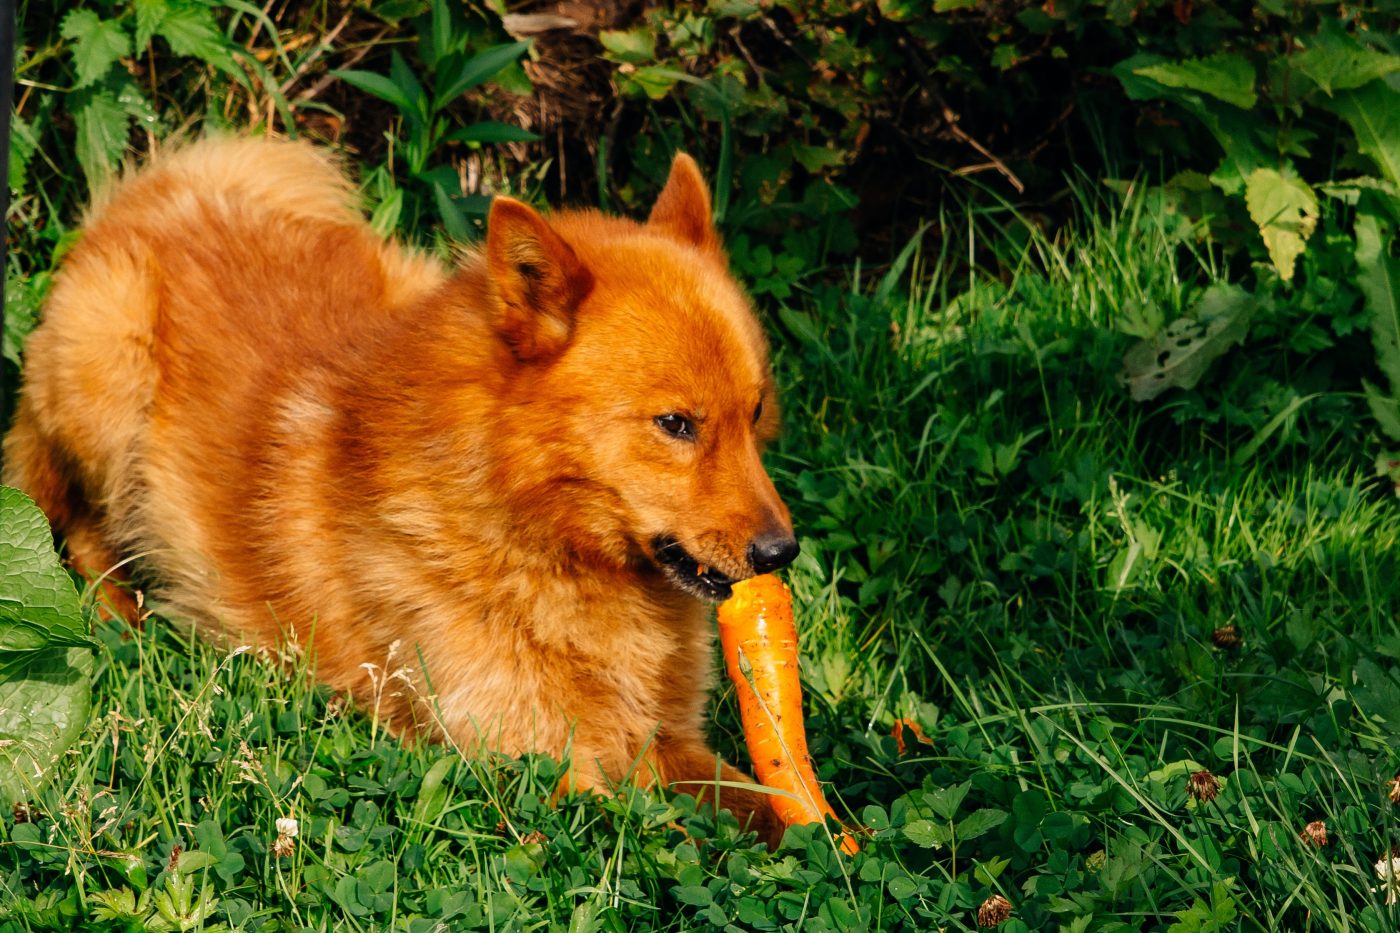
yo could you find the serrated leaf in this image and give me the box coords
[1293,33,1400,95]
[72,87,131,194]
[433,41,531,110]
[902,818,949,849]
[1329,78,1400,186]
[0,487,91,652]
[8,114,36,194]
[1244,167,1317,282]
[1133,53,1257,109]
[1120,284,1256,401]
[61,10,131,88]
[133,0,168,50]
[0,645,93,804]
[156,1,236,73]
[955,808,1008,841]
[1359,213,1400,441]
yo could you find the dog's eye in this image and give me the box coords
[753,400,764,424]
[654,414,695,440]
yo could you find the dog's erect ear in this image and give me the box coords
[648,153,720,253]
[486,197,593,361]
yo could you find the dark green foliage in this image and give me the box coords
[7,0,1400,928]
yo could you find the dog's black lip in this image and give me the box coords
[652,536,736,602]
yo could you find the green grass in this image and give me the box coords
[4,185,1400,932]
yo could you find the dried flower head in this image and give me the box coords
[1375,855,1400,906]
[1299,820,1328,847]
[11,802,33,824]
[1187,769,1220,803]
[1387,776,1400,805]
[977,894,1012,928]
[1211,624,1241,649]
[271,815,299,858]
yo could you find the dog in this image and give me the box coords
[2,137,799,839]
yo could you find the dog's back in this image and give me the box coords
[3,137,446,625]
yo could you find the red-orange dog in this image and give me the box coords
[3,137,798,836]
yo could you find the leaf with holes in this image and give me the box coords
[1244,168,1317,282]
[1120,284,1256,402]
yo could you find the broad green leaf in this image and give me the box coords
[156,1,236,73]
[598,28,656,65]
[1329,78,1400,186]
[0,647,92,804]
[332,69,416,115]
[0,487,90,652]
[61,10,131,88]
[1133,53,1257,110]
[72,87,131,192]
[433,41,531,110]
[1244,167,1317,282]
[1359,213,1400,441]
[1293,31,1400,95]
[1120,284,1256,401]
[444,122,541,144]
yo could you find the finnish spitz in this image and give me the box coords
[3,137,799,837]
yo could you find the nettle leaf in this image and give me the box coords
[1358,213,1400,441]
[1329,78,1400,187]
[1133,53,1257,110]
[1244,167,1317,282]
[133,0,168,50]
[1293,31,1400,95]
[72,86,131,193]
[157,1,237,73]
[0,487,91,652]
[61,10,132,88]
[1120,284,1256,402]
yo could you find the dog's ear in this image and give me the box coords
[486,197,593,361]
[648,153,720,253]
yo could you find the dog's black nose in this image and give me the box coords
[748,533,800,574]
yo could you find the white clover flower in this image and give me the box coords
[276,817,299,839]
[1375,856,1400,906]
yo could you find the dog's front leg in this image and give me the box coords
[650,735,783,848]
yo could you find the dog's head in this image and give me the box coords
[483,155,797,601]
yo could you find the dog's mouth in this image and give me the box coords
[652,536,738,602]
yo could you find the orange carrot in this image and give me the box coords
[717,574,860,855]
